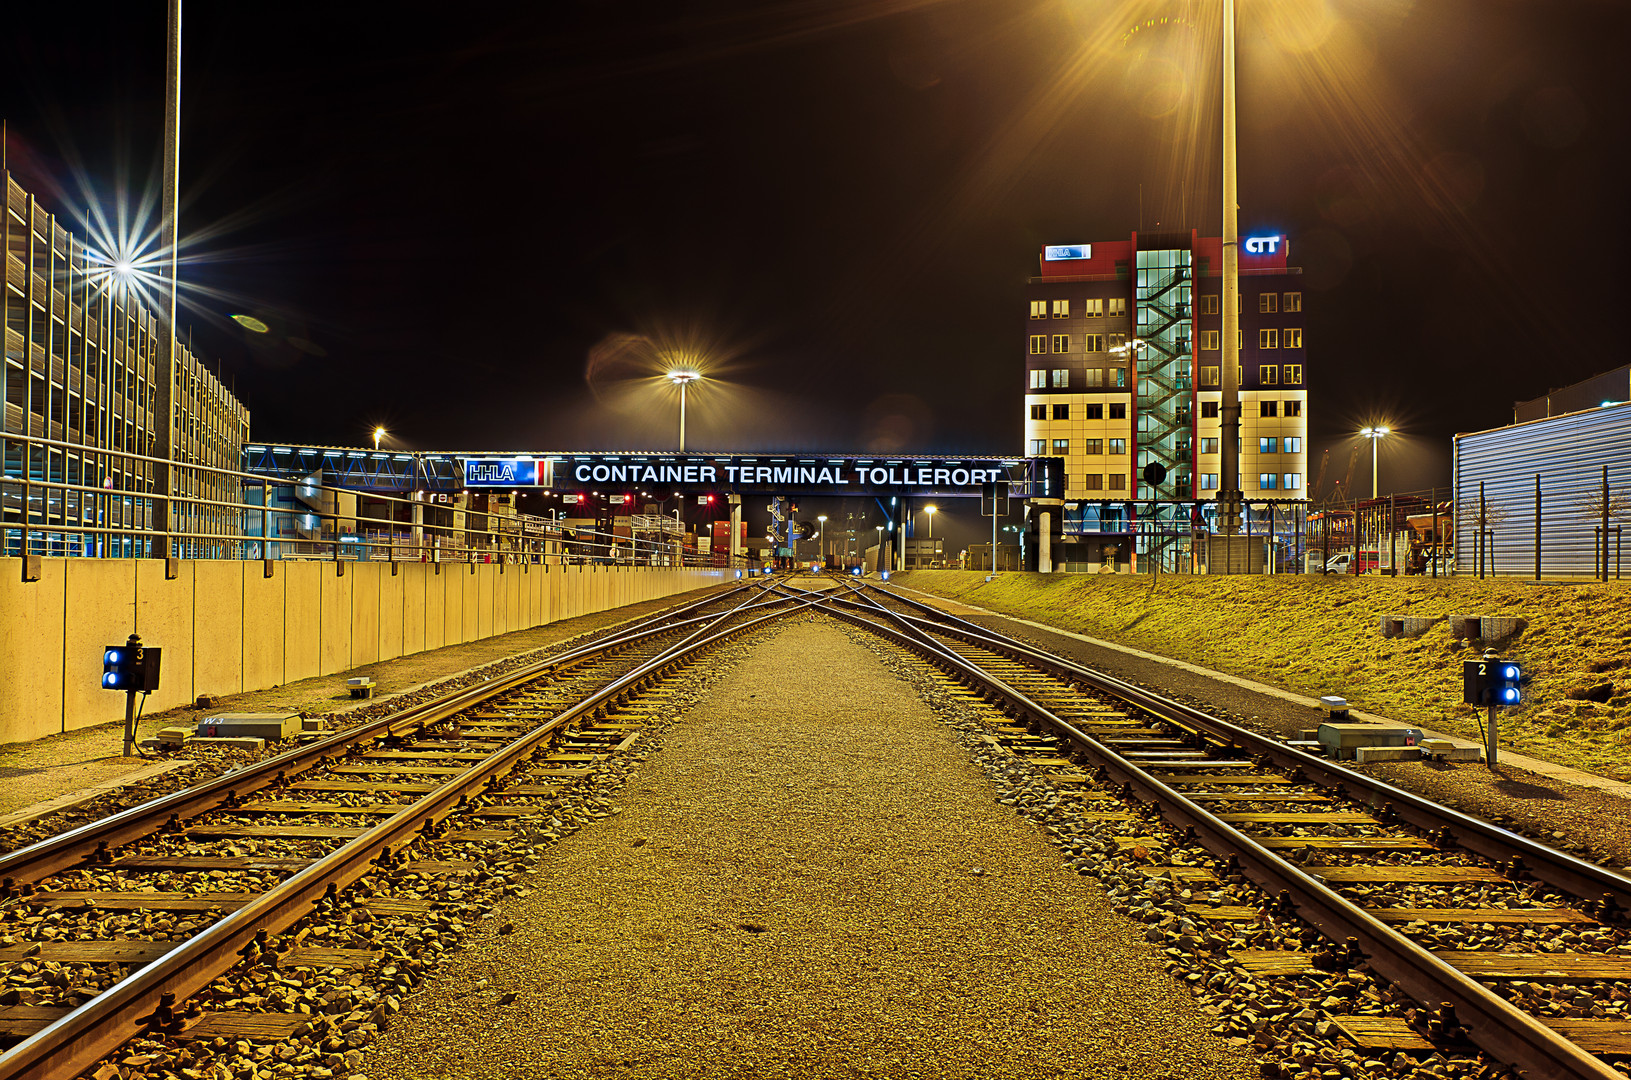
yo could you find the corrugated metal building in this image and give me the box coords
[1453,399,1631,577]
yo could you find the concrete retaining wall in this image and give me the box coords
[0,559,728,745]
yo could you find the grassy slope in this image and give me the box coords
[894,571,1631,779]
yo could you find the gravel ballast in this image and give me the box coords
[363,618,1259,1080]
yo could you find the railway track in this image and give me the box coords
[0,576,810,1080]
[800,579,1631,1080]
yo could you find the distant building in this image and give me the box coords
[1022,230,1308,569]
[2,170,249,557]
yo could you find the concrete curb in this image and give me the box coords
[0,759,194,829]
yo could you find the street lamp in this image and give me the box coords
[924,505,937,537]
[817,515,827,561]
[666,369,701,452]
[1360,426,1390,499]
[373,427,387,452]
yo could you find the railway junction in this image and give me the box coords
[0,575,1626,1080]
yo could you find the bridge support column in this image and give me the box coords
[411,499,424,559]
[1039,512,1053,573]
[728,496,743,564]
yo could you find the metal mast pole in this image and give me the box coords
[153,0,182,558]
[677,382,686,453]
[1218,0,1242,541]
[1371,435,1379,499]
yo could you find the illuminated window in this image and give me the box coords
[1029,335,1046,355]
[1261,365,1279,385]
[1283,473,1302,490]
[1201,401,1219,418]
[1199,473,1218,490]
[1085,368,1104,388]
[1029,369,1047,389]
[1053,404,1070,420]
[1284,436,1302,453]
[1259,293,1277,314]
[1201,438,1219,454]
[1198,294,1219,315]
[1109,403,1127,420]
[1029,301,1047,318]
[1053,439,1070,454]
[1029,404,1046,420]
[1284,363,1303,383]
[1260,400,1279,418]
[1260,437,1278,453]
[1053,335,1070,353]
[1108,438,1127,454]
[1052,299,1070,317]
[1108,332,1127,350]
[1200,366,1220,387]
[1285,399,1303,417]
[1284,328,1303,349]
[1029,439,1046,455]
[1284,292,1302,312]
[1108,297,1127,317]
[1082,334,1102,352]
[1083,474,1104,491]
[1201,330,1219,351]
[1085,438,1103,455]
[1084,298,1103,317]
[1052,369,1069,388]
[1108,473,1127,490]
[1259,473,1279,490]
[1085,404,1104,419]
[1259,329,1279,349]
[1112,367,1127,387]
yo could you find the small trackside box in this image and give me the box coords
[197,712,302,742]
[1316,722,1424,760]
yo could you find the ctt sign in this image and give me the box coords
[1244,235,1282,254]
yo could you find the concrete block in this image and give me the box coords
[156,726,192,741]
[1298,729,1320,741]
[1356,745,1422,763]
[300,716,329,732]
[187,736,266,750]
[1480,616,1528,641]
[346,677,372,688]
[197,712,301,742]
[1379,617,1404,638]
[1449,616,1481,640]
[1318,722,1424,760]
[1401,616,1442,637]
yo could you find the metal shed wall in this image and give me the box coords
[1453,403,1631,576]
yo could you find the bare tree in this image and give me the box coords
[1573,486,1631,523]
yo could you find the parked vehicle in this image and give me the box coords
[1324,549,1379,575]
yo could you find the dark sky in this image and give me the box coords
[5,0,1628,516]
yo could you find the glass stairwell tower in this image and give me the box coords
[1134,245,1194,501]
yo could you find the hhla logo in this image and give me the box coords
[470,461,520,482]
[1244,235,1281,254]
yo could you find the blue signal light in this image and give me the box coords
[105,649,122,665]
[1500,664,1519,680]
[1500,687,1520,704]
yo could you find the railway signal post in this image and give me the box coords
[1464,649,1522,768]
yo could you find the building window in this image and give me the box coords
[1259,293,1277,313]
[1108,438,1127,454]
[1085,334,1105,352]
[1053,404,1070,420]
[1052,439,1070,454]
[1029,369,1047,389]
[1200,473,1219,490]
[1260,437,1278,453]
[1260,400,1279,417]
[1052,299,1070,318]
[1083,474,1104,491]
[1260,364,1279,385]
[1084,298,1103,318]
[1284,436,1302,453]
[1198,294,1219,315]
[1029,335,1046,355]
[1285,399,1302,417]
[1200,437,1219,454]
[1283,363,1302,383]
[1283,473,1302,490]
[1201,401,1219,418]
[1029,439,1046,455]
[1113,367,1127,387]
[1053,334,1070,353]
[1259,473,1279,490]
[1108,332,1127,350]
[1201,330,1219,351]
[1108,473,1127,490]
[1108,297,1127,317]
[1029,300,1047,318]
[1200,366,1220,387]
[1085,368,1104,387]
[1085,404,1104,419]
[1283,328,1303,349]
[1259,328,1279,349]
[1238,331,1244,350]
[1284,292,1302,312]
[1030,404,1046,420]
[1052,368,1069,388]
[1109,403,1127,419]
[1085,438,1103,455]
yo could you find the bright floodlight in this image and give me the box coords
[373,427,387,451]
[667,370,702,451]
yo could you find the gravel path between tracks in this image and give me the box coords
[363,618,1259,1080]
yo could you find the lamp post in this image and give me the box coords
[924,505,937,537]
[817,515,827,563]
[1360,426,1390,499]
[373,427,386,452]
[666,369,701,452]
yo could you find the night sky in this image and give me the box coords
[4,0,1628,548]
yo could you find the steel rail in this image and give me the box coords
[0,584,820,1080]
[0,580,777,886]
[860,582,1631,913]
[812,584,1622,1080]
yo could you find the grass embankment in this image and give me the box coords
[894,571,1631,780]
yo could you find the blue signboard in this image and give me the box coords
[462,458,539,487]
[1044,244,1091,261]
